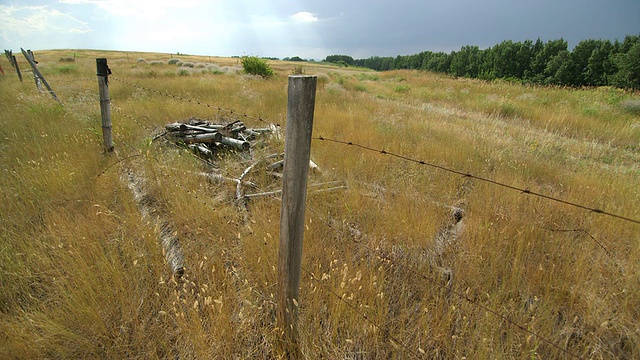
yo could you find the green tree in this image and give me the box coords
[324,55,355,65]
[586,40,614,86]
[612,41,640,89]
[529,38,568,84]
[544,50,572,85]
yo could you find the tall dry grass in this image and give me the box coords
[0,50,638,359]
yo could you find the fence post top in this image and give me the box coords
[96,58,112,77]
[288,75,317,79]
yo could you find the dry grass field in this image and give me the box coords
[1,49,639,359]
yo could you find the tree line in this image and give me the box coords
[324,35,640,89]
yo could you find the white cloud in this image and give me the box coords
[291,11,319,23]
[0,5,91,41]
[58,0,203,17]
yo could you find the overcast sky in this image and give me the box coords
[1,0,639,60]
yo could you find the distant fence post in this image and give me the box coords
[96,58,114,153]
[26,50,43,90]
[20,49,61,105]
[277,75,317,358]
[11,55,22,82]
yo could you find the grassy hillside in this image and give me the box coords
[1,49,639,359]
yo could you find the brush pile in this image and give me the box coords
[164,117,279,158]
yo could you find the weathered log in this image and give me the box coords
[166,122,225,132]
[244,181,347,200]
[268,159,320,172]
[220,136,250,150]
[122,167,184,276]
[181,124,223,133]
[188,144,212,157]
[179,132,223,144]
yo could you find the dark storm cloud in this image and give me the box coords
[305,0,640,57]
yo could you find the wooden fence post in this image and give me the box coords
[12,55,22,82]
[5,50,13,65]
[96,58,114,152]
[25,50,43,90]
[20,49,60,104]
[277,75,317,358]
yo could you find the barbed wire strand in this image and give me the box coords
[303,204,584,360]
[111,77,270,124]
[52,77,94,83]
[107,107,581,358]
[314,136,640,226]
[540,226,625,274]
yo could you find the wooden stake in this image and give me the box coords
[277,75,317,358]
[12,55,22,82]
[20,49,61,104]
[97,58,114,152]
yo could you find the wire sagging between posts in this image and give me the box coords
[313,136,640,226]
[111,77,271,124]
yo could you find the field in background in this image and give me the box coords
[1,49,639,359]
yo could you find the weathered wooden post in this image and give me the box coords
[96,58,114,152]
[12,55,22,82]
[26,50,42,90]
[20,49,60,104]
[277,75,317,357]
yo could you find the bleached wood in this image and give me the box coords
[277,75,317,358]
[96,58,113,152]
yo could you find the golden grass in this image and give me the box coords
[1,49,638,359]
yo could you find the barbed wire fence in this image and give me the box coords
[14,53,638,358]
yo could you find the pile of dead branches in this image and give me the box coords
[164,118,279,158]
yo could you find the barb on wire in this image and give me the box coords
[111,77,270,124]
[314,136,640,226]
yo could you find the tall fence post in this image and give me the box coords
[96,58,114,153]
[277,75,317,358]
[12,55,22,82]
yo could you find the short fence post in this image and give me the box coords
[277,75,317,358]
[96,58,114,152]
[12,55,22,82]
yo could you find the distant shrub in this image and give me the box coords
[195,63,206,68]
[206,64,223,74]
[178,69,191,76]
[241,56,273,78]
[356,73,379,81]
[292,65,305,75]
[181,62,196,68]
[395,84,411,93]
[316,74,330,88]
[620,99,640,115]
[168,58,180,65]
[136,58,147,63]
[221,66,242,74]
[59,57,75,62]
[149,60,165,66]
